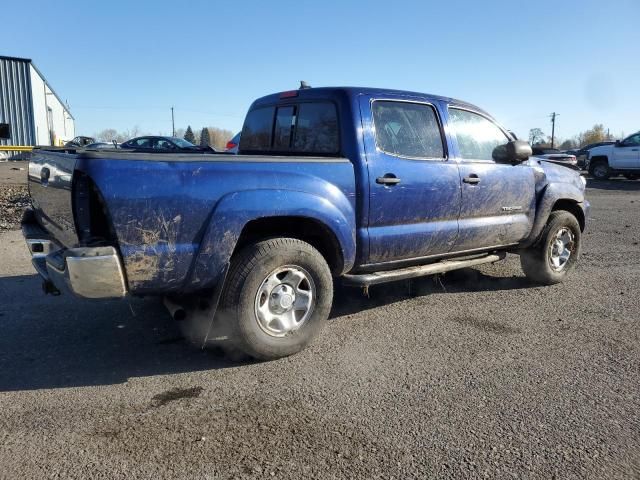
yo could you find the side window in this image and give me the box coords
[622,133,640,146]
[448,108,509,161]
[135,138,152,148]
[293,103,339,154]
[240,106,275,151]
[372,101,444,159]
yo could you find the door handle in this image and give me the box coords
[376,174,401,186]
[463,175,480,185]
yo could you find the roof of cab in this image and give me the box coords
[250,86,489,116]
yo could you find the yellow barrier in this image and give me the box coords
[0,146,34,152]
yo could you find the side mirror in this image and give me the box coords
[615,140,621,147]
[492,140,532,164]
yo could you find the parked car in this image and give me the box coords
[570,142,615,168]
[120,136,211,152]
[531,147,578,168]
[587,132,640,179]
[225,132,241,153]
[23,86,589,360]
[64,136,95,147]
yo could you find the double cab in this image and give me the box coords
[23,86,590,359]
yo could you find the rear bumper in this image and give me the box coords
[22,210,127,299]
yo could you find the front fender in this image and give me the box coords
[186,189,357,290]
[521,182,587,247]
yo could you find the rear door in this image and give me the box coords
[447,107,536,251]
[360,96,461,265]
[612,133,640,169]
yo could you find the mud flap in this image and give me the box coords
[170,263,230,349]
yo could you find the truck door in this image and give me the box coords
[612,133,640,169]
[446,107,536,251]
[360,96,461,265]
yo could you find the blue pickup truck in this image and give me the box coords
[22,86,589,359]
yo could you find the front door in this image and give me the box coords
[360,97,462,265]
[447,107,536,251]
[612,133,640,169]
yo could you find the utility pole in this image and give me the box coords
[171,107,175,137]
[550,112,559,148]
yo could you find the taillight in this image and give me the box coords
[226,141,237,150]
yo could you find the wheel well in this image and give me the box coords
[589,155,608,167]
[234,216,344,274]
[552,200,585,231]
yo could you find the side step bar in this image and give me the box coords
[342,252,507,287]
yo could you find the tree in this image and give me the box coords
[559,139,577,150]
[529,128,545,145]
[95,129,118,142]
[206,127,235,149]
[184,126,195,144]
[576,124,607,147]
[200,127,211,147]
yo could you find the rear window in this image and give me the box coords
[240,106,275,151]
[239,101,340,155]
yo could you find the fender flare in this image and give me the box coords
[186,189,356,290]
[521,183,587,248]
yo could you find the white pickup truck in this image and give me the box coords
[587,132,640,180]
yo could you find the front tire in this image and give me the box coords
[520,211,582,285]
[590,160,610,180]
[219,238,333,360]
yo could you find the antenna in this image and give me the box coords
[299,81,311,90]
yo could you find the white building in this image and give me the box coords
[0,55,75,151]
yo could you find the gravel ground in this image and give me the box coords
[0,178,639,479]
[0,161,30,231]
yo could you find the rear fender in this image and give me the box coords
[187,189,356,290]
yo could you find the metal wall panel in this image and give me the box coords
[0,56,35,147]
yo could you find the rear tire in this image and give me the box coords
[520,211,581,285]
[219,238,333,360]
[590,160,610,180]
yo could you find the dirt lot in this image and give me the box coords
[0,173,639,479]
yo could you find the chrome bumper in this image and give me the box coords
[22,211,127,299]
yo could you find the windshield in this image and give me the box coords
[171,137,196,148]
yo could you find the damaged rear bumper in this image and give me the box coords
[22,210,127,299]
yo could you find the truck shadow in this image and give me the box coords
[331,268,531,318]
[586,178,640,191]
[0,268,530,391]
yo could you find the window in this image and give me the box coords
[448,108,509,161]
[621,133,640,147]
[372,101,444,159]
[133,137,152,148]
[239,102,339,155]
[240,106,275,151]
[0,123,10,139]
[273,106,295,150]
[153,138,175,149]
[293,103,339,154]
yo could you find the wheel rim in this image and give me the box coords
[548,227,574,272]
[254,265,316,337]
[593,164,607,178]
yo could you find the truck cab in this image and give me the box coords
[588,132,640,179]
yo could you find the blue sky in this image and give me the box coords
[3,0,638,142]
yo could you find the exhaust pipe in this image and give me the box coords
[163,297,187,321]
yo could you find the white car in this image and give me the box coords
[587,132,640,180]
